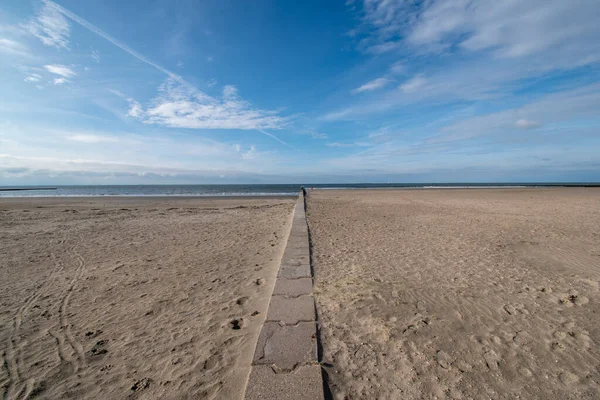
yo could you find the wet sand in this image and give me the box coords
[0,197,295,399]
[307,188,600,399]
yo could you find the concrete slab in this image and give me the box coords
[244,365,324,400]
[273,277,313,296]
[267,295,315,324]
[278,263,311,279]
[282,246,310,259]
[281,255,310,266]
[253,322,317,369]
[244,193,323,399]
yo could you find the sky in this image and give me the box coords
[1,0,599,184]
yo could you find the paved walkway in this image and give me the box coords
[244,194,324,400]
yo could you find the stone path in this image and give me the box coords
[244,194,324,400]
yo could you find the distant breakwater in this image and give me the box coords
[0,187,57,191]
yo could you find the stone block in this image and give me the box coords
[267,295,315,324]
[273,277,313,296]
[244,365,324,400]
[253,322,317,369]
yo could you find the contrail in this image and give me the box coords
[43,0,183,84]
[256,129,294,148]
[44,0,292,147]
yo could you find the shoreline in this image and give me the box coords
[2,185,600,199]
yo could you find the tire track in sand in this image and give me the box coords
[2,249,66,400]
[2,239,87,400]
[57,242,87,372]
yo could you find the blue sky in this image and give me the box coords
[1,0,599,184]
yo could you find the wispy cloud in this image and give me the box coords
[434,84,600,143]
[515,119,541,130]
[126,78,288,131]
[234,144,259,160]
[0,38,31,57]
[66,134,120,143]
[24,73,42,83]
[352,77,391,94]
[91,49,100,62]
[327,141,371,148]
[23,0,70,49]
[299,131,328,140]
[354,0,600,67]
[399,75,427,93]
[44,64,75,78]
[42,0,289,141]
[41,0,183,82]
[52,77,68,85]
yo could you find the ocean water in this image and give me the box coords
[0,183,597,197]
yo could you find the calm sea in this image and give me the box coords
[0,183,597,197]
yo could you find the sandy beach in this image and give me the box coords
[0,197,295,399]
[307,188,600,399]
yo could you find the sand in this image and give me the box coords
[0,197,295,399]
[307,188,600,399]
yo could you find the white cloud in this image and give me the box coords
[356,0,600,67]
[126,99,144,118]
[434,84,600,142]
[23,0,70,49]
[234,144,258,160]
[389,61,405,75]
[34,2,289,138]
[91,49,100,62]
[300,131,328,139]
[127,78,288,130]
[52,77,68,85]
[66,134,120,143]
[352,77,391,94]
[0,125,283,181]
[44,64,76,78]
[515,119,541,130]
[399,75,427,93]
[0,38,31,57]
[24,73,42,83]
[327,141,371,148]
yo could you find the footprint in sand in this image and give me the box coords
[519,367,533,377]
[229,319,244,330]
[131,377,152,392]
[559,371,579,385]
[89,340,108,356]
[483,350,500,371]
[558,291,589,306]
[236,297,249,306]
[204,353,223,370]
[435,350,452,369]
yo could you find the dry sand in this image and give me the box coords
[307,188,600,399]
[0,197,295,399]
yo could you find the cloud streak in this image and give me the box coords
[125,78,289,132]
[23,0,70,49]
[66,134,120,143]
[43,0,289,143]
[352,77,391,94]
[42,0,185,83]
[44,64,75,78]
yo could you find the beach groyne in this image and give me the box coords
[244,193,324,400]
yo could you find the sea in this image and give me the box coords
[0,183,597,197]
